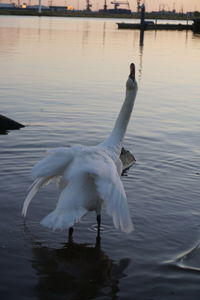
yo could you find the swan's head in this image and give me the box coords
[130,63,135,75]
[126,62,136,90]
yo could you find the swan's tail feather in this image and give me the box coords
[22,177,48,217]
[41,208,87,230]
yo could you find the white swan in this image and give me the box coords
[22,63,138,239]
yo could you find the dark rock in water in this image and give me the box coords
[0,114,25,131]
[120,147,136,171]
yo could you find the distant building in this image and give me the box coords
[50,6,74,12]
[0,3,15,8]
[28,5,49,10]
[99,8,131,14]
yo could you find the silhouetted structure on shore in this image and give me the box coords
[0,114,25,133]
[193,19,200,33]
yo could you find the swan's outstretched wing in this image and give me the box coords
[22,146,78,217]
[73,152,134,233]
[41,150,133,232]
[96,169,133,233]
[31,147,75,179]
[22,177,48,217]
[40,179,90,230]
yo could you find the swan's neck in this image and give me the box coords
[101,79,138,155]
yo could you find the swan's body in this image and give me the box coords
[22,66,138,236]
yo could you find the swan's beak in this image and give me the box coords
[129,63,135,82]
[130,63,135,74]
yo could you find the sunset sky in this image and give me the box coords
[142,0,200,12]
[4,0,200,12]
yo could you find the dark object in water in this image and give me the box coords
[0,114,25,131]
[117,22,192,31]
[193,19,200,33]
[120,147,136,171]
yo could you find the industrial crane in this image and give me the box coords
[86,0,92,11]
[103,0,107,10]
[137,0,141,12]
[111,0,130,10]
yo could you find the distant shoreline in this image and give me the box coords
[0,9,197,20]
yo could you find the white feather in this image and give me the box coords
[22,73,138,233]
[96,167,134,233]
[22,177,47,217]
[31,147,74,179]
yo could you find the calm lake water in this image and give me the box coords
[0,15,200,299]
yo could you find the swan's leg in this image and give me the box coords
[68,227,74,242]
[96,214,101,242]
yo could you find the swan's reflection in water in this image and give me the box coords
[31,239,130,299]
